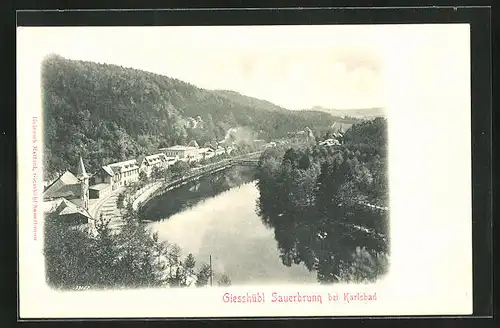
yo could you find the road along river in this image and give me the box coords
[143,166,317,285]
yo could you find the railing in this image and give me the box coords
[137,151,263,211]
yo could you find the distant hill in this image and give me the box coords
[212,90,288,112]
[42,54,338,179]
[310,106,386,119]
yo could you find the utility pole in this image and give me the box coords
[209,255,213,287]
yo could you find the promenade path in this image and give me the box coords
[89,151,263,230]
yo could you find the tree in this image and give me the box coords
[44,204,171,289]
[166,244,181,280]
[205,113,216,141]
[42,55,339,179]
[139,170,148,182]
[217,274,232,286]
[151,165,165,180]
[195,263,212,287]
[226,111,237,126]
[298,153,311,170]
[116,192,125,209]
[170,161,190,177]
[255,117,389,284]
[184,253,196,284]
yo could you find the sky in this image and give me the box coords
[17,25,392,110]
[17,24,468,110]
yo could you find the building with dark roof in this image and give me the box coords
[53,198,92,226]
[43,157,90,211]
[138,153,169,177]
[89,183,112,199]
[43,171,80,200]
[43,157,94,229]
[91,158,140,192]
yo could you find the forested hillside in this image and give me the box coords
[256,118,389,283]
[42,54,338,180]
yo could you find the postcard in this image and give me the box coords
[17,23,472,318]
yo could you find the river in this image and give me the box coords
[145,179,318,285]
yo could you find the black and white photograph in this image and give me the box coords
[17,22,474,318]
[40,28,389,290]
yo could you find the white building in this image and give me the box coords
[319,138,340,147]
[215,146,226,156]
[108,159,140,187]
[199,147,215,160]
[159,145,201,162]
[138,153,169,177]
[92,159,140,191]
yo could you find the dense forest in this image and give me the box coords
[44,203,232,289]
[42,54,341,180]
[255,117,389,283]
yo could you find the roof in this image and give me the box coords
[108,159,139,173]
[136,155,146,166]
[319,139,340,146]
[331,122,353,133]
[89,183,111,191]
[159,145,198,151]
[101,165,115,176]
[43,199,64,214]
[56,198,91,219]
[43,171,81,200]
[44,171,78,195]
[165,157,178,163]
[143,153,168,165]
[204,142,217,149]
[110,159,137,167]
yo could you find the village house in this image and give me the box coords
[90,166,114,192]
[43,157,94,229]
[319,138,341,147]
[215,146,226,156]
[205,142,227,157]
[198,147,215,160]
[138,153,170,178]
[187,140,199,148]
[287,127,315,143]
[43,170,81,202]
[330,122,349,133]
[159,145,201,162]
[91,158,140,192]
[88,183,112,199]
[166,156,178,166]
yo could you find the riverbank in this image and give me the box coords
[131,181,163,211]
[146,181,318,285]
[132,151,262,216]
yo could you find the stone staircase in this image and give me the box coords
[96,192,126,231]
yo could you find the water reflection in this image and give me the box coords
[146,182,317,285]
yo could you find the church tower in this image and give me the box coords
[77,156,90,211]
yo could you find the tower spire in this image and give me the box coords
[77,156,89,179]
[77,156,90,211]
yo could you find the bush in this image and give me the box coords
[43,208,229,289]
